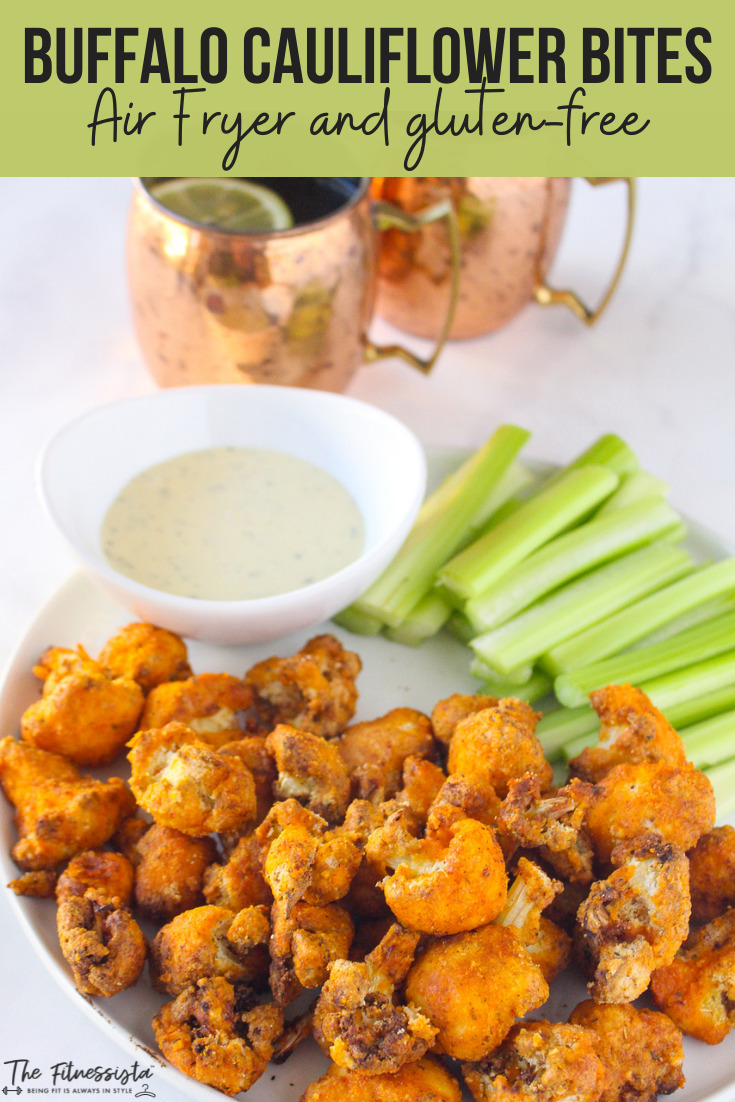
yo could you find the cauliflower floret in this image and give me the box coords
[127,721,256,836]
[569,1000,685,1102]
[56,850,135,906]
[97,622,192,693]
[203,833,272,912]
[447,699,552,798]
[313,922,437,1074]
[269,899,354,1005]
[688,826,735,924]
[57,887,146,997]
[576,832,690,1004]
[300,1055,463,1102]
[498,773,596,883]
[430,692,498,747]
[0,736,134,871]
[266,723,351,823]
[133,823,217,923]
[219,735,277,827]
[150,904,270,995]
[462,1020,608,1102]
[244,633,361,738]
[152,977,283,1095]
[140,672,271,746]
[337,708,437,802]
[651,908,735,1044]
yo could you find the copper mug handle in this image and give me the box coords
[366,198,461,374]
[533,177,636,325]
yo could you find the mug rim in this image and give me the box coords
[134,176,372,239]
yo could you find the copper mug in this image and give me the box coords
[372,177,636,339]
[127,177,460,392]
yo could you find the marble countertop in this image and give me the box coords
[0,176,733,1096]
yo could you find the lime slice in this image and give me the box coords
[151,178,294,232]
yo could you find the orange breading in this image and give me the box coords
[337,708,437,801]
[447,699,551,799]
[220,736,276,825]
[203,833,273,912]
[576,833,690,1004]
[526,916,572,984]
[430,692,498,746]
[56,850,135,906]
[0,736,134,871]
[266,723,351,823]
[7,869,58,898]
[650,908,735,1044]
[57,887,146,997]
[584,760,715,865]
[139,672,271,746]
[152,977,283,1096]
[269,899,354,1005]
[97,622,192,693]
[300,1056,463,1102]
[244,633,361,738]
[21,666,144,767]
[570,684,688,783]
[32,645,98,685]
[405,922,549,1061]
[127,722,256,836]
[462,1020,608,1102]
[150,904,270,995]
[133,823,217,923]
[569,1000,685,1102]
[498,773,596,884]
[688,826,735,924]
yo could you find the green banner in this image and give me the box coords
[2,0,732,174]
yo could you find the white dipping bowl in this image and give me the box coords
[38,385,426,645]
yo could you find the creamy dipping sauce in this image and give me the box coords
[100,447,365,600]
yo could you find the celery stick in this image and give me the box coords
[383,592,452,646]
[555,609,735,708]
[445,610,477,644]
[332,607,384,636]
[704,758,735,821]
[682,710,735,769]
[349,425,530,626]
[473,668,553,704]
[545,558,735,674]
[464,499,683,634]
[596,470,670,516]
[439,465,620,601]
[536,705,599,759]
[565,433,639,479]
[471,544,693,677]
[663,683,735,728]
[628,595,735,649]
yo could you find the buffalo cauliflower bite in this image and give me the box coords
[337,708,437,803]
[462,1020,608,1102]
[140,673,271,746]
[430,692,499,747]
[32,645,99,686]
[133,824,217,923]
[220,736,277,826]
[264,815,362,913]
[127,722,256,836]
[313,922,437,1074]
[152,976,283,1096]
[576,832,690,1004]
[56,850,135,906]
[57,887,146,997]
[569,1000,685,1102]
[0,736,134,871]
[269,899,354,1005]
[526,917,573,984]
[447,699,552,798]
[569,684,687,784]
[650,907,735,1044]
[244,633,361,738]
[498,773,596,884]
[497,857,562,948]
[203,833,273,912]
[395,756,447,821]
[430,771,502,830]
[405,922,549,1061]
[687,826,735,924]
[367,803,507,935]
[150,904,270,995]
[7,869,58,898]
[266,723,351,822]
[584,760,715,865]
[97,622,192,693]
[21,664,144,767]
[300,1055,463,1102]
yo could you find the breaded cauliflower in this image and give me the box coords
[430,692,498,747]
[97,622,192,693]
[395,756,447,821]
[21,664,144,767]
[244,633,361,738]
[650,907,735,1044]
[570,684,688,783]
[0,736,134,871]
[220,735,276,826]
[569,1000,685,1102]
[405,921,549,1061]
[498,773,596,883]
[7,869,58,898]
[57,887,146,997]
[267,723,351,823]
[447,699,552,798]
[687,826,735,924]
[140,672,271,746]
[150,904,270,995]
[300,1055,463,1102]
[133,824,217,923]
[337,707,437,802]
[584,760,715,865]
[269,899,354,1005]
[264,813,362,912]
[313,922,437,1074]
[56,850,135,906]
[462,1020,608,1102]
[430,771,502,831]
[127,722,256,836]
[576,832,690,1003]
[152,977,283,1095]
[203,833,273,912]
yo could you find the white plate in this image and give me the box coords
[1,451,734,1102]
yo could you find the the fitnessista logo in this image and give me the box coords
[2,1059,157,1096]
